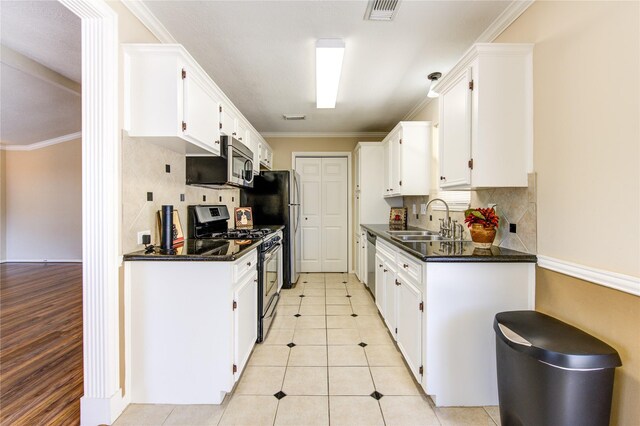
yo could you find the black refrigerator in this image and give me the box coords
[240,170,301,288]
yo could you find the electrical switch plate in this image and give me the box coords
[412,204,417,214]
[137,230,151,245]
[420,203,427,215]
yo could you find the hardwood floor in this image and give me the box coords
[1,263,83,425]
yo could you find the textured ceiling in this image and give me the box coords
[1,0,82,83]
[0,64,81,145]
[143,0,510,133]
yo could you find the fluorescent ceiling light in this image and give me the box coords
[316,39,345,109]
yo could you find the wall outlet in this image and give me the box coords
[412,204,417,214]
[137,230,151,245]
[420,203,427,215]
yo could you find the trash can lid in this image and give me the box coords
[494,311,622,370]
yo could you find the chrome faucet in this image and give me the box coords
[426,198,451,237]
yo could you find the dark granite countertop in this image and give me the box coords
[123,225,284,262]
[361,224,537,263]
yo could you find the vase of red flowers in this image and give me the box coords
[464,207,499,248]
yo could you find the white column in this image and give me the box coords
[58,1,122,425]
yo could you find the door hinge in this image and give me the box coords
[219,122,223,130]
[469,80,474,90]
[232,364,237,373]
[182,121,187,132]
[419,365,424,375]
[395,327,398,334]
[468,158,474,170]
[181,68,186,79]
[399,138,402,145]
[219,105,223,113]
[232,300,237,310]
[399,180,402,186]
[419,302,424,312]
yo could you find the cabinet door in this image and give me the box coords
[233,272,258,380]
[383,140,391,196]
[360,230,367,286]
[219,103,236,137]
[236,120,249,144]
[182,69,221,154]
[354,234,361,280]
[375,254,385,314]
[390,133,401,196]
[396,276,423,381]
[383,264,397,337]
[439,67,472,188]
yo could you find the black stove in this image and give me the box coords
[211,228,274,240]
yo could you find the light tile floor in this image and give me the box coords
[114,273,500,426]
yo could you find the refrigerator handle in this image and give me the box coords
[293,173,301,233]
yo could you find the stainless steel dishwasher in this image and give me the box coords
[366,231,376,299]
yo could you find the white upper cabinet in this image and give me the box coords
[123,44,265,159]
[435,43,534,190]
[382,122,431,198]
[219,102,237,138]
[260,143,273,170]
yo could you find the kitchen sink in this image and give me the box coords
[391,234,449,242]
[386,230,441,237]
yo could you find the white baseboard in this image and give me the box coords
[537,255,640,297]
[1,260,82,263]
[80,389,126,426]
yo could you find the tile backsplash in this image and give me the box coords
[403,173,537,254]
[121,133,239,254]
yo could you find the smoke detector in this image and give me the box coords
[283,115,306,121]
[364,0,401,21]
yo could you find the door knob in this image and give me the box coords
[305,217,308,220]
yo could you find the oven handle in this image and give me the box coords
[264,242,282,258]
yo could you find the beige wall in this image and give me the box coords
[494,2,640,424]
[496,0,640,277]
[536,268,640,426]
[0,149,7,261]
[3,139,82,261]
[267,137,370,170]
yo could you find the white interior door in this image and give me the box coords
[296,158,322,272]
[296,156,348,272]
[321,157,348,272]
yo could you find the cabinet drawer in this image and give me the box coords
[376,239,396,262]
[234,251,258,280]
[397,252,422,283]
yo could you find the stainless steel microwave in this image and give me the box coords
[186,136,254,189]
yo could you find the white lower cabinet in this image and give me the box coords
[374,254,385,313]
[395,274,423,381]
[382,261,398,338]
[126,249,258,405]
[233,271,258,380]
[373,237,535,406]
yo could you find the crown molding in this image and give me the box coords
[262,132,387,139]
[474,0,534,44]
[402,0,534,121]
[0,132,82,151]
[121,1,176,43]
[537,255,640,297]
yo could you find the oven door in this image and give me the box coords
[263,242,281,307]
[260,241,281,340]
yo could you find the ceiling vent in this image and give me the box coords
[364,0,400,21]
[283,114,306,121]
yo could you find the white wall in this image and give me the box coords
[3,138,82,261]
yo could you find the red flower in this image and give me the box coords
[464,207,499,228]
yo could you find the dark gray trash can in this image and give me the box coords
[494,311,621,426]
